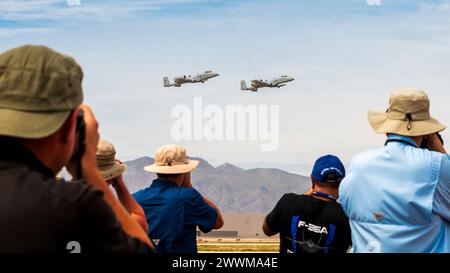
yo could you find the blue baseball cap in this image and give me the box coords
[311,155,346,183]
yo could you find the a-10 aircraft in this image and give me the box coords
[163,70,219,87]
[240,75,294,92]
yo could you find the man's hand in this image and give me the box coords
[69,104,102,186]
[426,133,446,154]
[66,104,100,180]
[79,104,100,169]
[111,174,126,191]
[182,172,193,188]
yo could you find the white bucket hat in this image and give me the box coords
[96,139,127,180]
[368,89,446,136]
[144,144,199,174]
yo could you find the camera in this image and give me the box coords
[70,109,86,179]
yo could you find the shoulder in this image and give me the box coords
[27,169,99,206]
[405,148,445,178]
[341,147,385,188]
[348,147,384,170]
[7,161,94,204]
[436,153,450,190]
[410,147,442,162]
[328,201,348,217]
[283,192,301,200]
[22,174,105,220]
[132,188,145,201]
[435,151,450,171]
[47,179,110,217]
[179,187,202,202]
[441,154,450,171]
[52,179,98,202]
[277,193,302,206]
[132,184,157,201]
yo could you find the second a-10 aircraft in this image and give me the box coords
[163,70,219,87]
[240,75,294,92]
[163,71,294,92]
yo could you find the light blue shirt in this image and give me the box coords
[339,134,450,253]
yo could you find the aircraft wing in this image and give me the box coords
[251,79,269,87]
[251,79,263,84]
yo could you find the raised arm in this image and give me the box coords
[69,105,152,248]
[111,174,149,232]
[182,173,224,230]
[201,196,224,230]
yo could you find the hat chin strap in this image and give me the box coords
[387,110,431,131]
[387,109,430,121]
[405,113,412,131]
[156,159,190,167]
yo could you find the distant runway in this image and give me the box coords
[198,238,280,253]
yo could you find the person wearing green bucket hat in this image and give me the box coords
[96,139,148,232]
[0,45,152,252]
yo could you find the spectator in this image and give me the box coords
[0,45,151,252]
[96,139,149,231]
[133,144,224,253]
[263,155,351,254]
[339,89,449,253]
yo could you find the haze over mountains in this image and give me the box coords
[123,157,310,213]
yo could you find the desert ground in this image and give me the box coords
[198,238,280,253]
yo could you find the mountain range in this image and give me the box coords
[123,157,310,213]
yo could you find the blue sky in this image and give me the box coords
[1,0,450,174]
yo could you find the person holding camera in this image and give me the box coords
[262,155,352,254]
[339,89,450,253]
[133,144,224,253]
[0,45,152,252]
[96,139,148,231]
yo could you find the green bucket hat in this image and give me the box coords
[0,45,83,138]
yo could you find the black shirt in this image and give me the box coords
[266,193,351,254]
[0,139,151,253]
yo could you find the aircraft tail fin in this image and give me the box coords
[240,80,248,90]
[163,77,171,87]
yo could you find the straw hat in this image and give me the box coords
[0,45,83,138]
[144,144,199,174]
[96,139,127,180]
[368,89,446,136]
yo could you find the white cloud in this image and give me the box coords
[419,1,450,12]
[420,3,435,11]
[437,3,450,11]
[0,27,57,37]
[366,0,382,6]
[0,0,220,21]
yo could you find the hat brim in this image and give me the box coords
[99,161,127,181]
[144,160,199,174]
[368,111,446,136]
[0,108,71,138]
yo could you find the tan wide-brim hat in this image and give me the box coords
[99,161,127,181]
[144,144,199,174]
[96,139,127,180]
[0,45,83,138]
[368,89,446,136]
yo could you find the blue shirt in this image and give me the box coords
[339,134,450,253]
[133,179,218,253]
